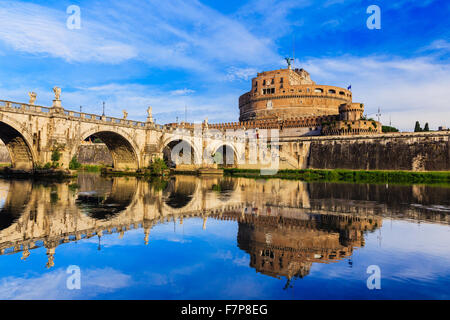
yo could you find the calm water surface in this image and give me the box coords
[0,173,449,299]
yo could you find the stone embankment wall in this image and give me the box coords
[0,145,10,163]
[292,131,450,171]
[76,144,113,165]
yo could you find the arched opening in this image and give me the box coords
[163,139,198,169]
[163,176,197,209]
[0,122,34,170]
[74,131,138,171]
[213,145,237,168]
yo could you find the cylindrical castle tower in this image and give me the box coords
[238,67,352,122]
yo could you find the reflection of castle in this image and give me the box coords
[214,211,380,282]
[0,175,447,272]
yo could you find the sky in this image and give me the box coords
[0,0,448,131]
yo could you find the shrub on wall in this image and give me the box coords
[149,158,168,176]
[69,156,82,170]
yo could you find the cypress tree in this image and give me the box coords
[424,123,430,131]
[414,121,422,132]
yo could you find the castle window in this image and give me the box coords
[307,88,310,92]
[315,88,324,93]
[271,88,275,94]
[271,78,274,84]
[280,77,283,83]
[339,91,345,95]
[263,79,266,85]
[255,81,258,87]
[263,89,266,94]
[328,89,336,94]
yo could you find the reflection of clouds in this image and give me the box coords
[308,220,450,290]
[0,181,9,209]
[213,250,249,267]
[143,263,205,288]
[220,275,272,299]
[0,267,131,300]
[232,255,250,267]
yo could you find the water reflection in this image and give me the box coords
[0,174,448,280]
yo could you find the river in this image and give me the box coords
[0,173,448,299]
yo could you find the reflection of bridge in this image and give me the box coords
[0,175,447,275]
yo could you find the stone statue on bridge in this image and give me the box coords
[53,87,61,101]
[123,110,128,120]
[147,106,154,123]
[28,92,37,105]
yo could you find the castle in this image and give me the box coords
[172,63,382,137]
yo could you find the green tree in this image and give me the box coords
[382,125,399,133]
[50,148,62,168]
[414,121,422,132]
[424,123,430,131]
[69,156,82,170]
[149,158,168,176]
[51,149,61,162]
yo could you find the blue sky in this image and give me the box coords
[0,0,448,130]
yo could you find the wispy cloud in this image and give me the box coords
[225,67,258,81]
[170,88,195,96]
[0,0,279,73]
[302,55,450,130]
[0,2,137,63]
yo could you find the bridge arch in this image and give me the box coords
[161,136,202,168]
[73,129,140,170]
[211,144,238,168]
[0,118,36,170]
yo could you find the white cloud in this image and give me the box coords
[225,67,258,81]
[0,2,137,63]
[421,39,450,54]
[302,55,450,131]
[0,0,279,73]
[170,88,195,96]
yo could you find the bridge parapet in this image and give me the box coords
[0,99,159,130]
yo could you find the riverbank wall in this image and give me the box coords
[284,131,449,171]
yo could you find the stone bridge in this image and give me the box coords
[0,93,254,171]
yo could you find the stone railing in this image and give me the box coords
[0,99,170,131]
